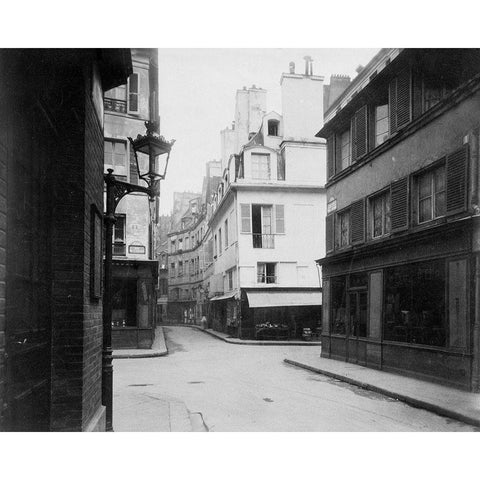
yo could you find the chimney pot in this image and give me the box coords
[289,61,295,74]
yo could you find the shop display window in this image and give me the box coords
[384,260,446,346]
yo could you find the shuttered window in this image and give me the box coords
[335,132,343,174]
[327,135,335,179]
[446,146,468,215]
[352,105,368,162]
[389,78,397,134]
[326,214,334,253]
[389,69,412,134]
[275,205,285,234]
[240,204,251,233]
[128,72,139,114]
[390,177,409,231]
[350,199,365,244]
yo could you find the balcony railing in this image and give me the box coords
[252,233,275,249]
[257,275,277,284]
[104,98,127,114]
[113,242,126,256]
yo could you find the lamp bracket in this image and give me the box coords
[104,171,152,209]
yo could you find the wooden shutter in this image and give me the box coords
[412,71,423,119]
[327,135,335,178]
[389,78,398,134]
[353,105,368,160]
[240,204,251,233]
[275,205,285,234]
[446,146,468,215]
[335,132,343,174]
[396,69,411,129]
[350,198,365,244]
[390,177,409,231]
[128,72,139,113]
[326,214,335,253]
[350,116,357,161]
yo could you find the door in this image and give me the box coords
[346,273,368,364]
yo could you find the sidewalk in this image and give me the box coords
[192,325,322,346]
[284,351,480,428]
[113,326,168,359]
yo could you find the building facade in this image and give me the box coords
[0,48,131,430]
[207,60,326,339]
[103,48,160,349]
[317,48,480,391]
[166,162,222,324]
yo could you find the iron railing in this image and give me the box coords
[252,233,275,248]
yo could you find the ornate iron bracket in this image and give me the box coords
[104,169,153,210]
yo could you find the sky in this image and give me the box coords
[157,48,380,214]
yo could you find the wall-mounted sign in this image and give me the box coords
[327,198,337,214]
[128,243,146,254]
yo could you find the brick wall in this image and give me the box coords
[0,103,7,427]
[81,83,105,430]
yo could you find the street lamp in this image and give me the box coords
[103,120,174,431]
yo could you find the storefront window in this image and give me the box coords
[331,276,347,335]
[384,260,446,346]
[112,278,137,327]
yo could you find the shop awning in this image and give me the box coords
[246,290,322,308]
[210,292,236,302]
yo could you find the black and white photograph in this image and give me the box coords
[1,1,479,479]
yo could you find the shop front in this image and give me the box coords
[111,259,158,349]
[209,293,238,335]
[239,288,322,340]
[321,223,474,390]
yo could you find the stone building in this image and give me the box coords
[0,48,131,430]
[103,48,160,349]
[206,59,326,339]
[317,48,480,391]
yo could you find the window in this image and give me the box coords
[214,234,217,258]
[104,140,127,177]
[268,119,279,136]
[252,204,274,248]
[112,278,137,327]
[128,72,139,113]
[228,270,233,290]
[331,276,347,335]
[191,259,195,276]
[178,261,183,276]
[384,260,446,346]
[277,151,286,180]
[257,263,276,284]
[170,262,175,278]
[218,228,222,255]
[178,238,183,251]
[113,214,126,255]
[335,209,350,249]
[159,278,168,296]
[374,104,389,147]
[340,129,351,170]
[184,237,189,250]
[251,153,271,180]
[224,219,229,248]
[170,240,176,253]
[370,190,391,238]
[416,164,446,224]
[104,84,127,113]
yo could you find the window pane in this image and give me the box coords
[341,129,351,170]
[419,173,432,199]
[419,198,432,223]
[434,165,445,193]
[375,104,389,147]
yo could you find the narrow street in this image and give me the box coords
[114,326,476,431]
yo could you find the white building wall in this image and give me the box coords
[280,74,324,140]
[236,188,325,289]
[282,142,327,186]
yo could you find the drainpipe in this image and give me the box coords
[472,130,480,392]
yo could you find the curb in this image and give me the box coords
[284,359,480,428]
[192,325,322,346]
[113,327,168,359]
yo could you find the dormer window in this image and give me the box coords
[268,119,279,136]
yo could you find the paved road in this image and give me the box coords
[113,326,476,431]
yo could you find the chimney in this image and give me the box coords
[303,56,313,76]
[325,74,351,111]
[289,61,295,74]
